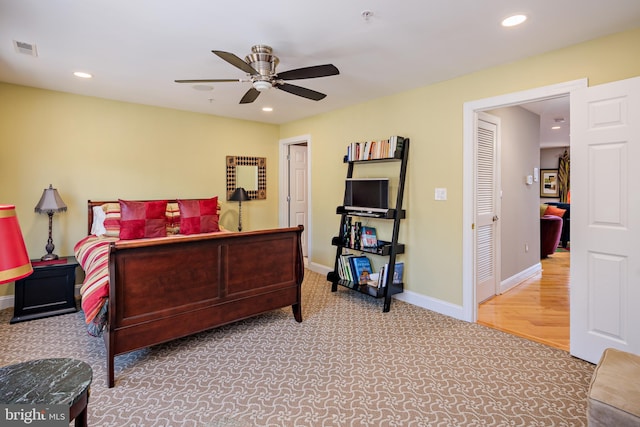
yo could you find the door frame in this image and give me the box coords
[462,79,587,322]
[279,134,312,257]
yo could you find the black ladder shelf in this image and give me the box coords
[327,137,409,312]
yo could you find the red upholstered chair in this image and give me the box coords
[540,215,563,258]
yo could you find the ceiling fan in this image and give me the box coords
[175,45,339,104]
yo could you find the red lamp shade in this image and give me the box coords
[0,205,33,284]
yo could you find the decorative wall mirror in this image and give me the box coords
[226,156,266,200]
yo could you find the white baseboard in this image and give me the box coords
[310,262,467,322]
[0,295,14,311]
[308,262,332,276]
[393,291,466,320]
[500,263,542,294]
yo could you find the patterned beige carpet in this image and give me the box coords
[0,269,594,426]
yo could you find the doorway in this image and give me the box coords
[473,99,572,349]
[279,135,311,259]
[462,79,587,324]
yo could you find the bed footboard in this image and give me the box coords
[104,226,304,387]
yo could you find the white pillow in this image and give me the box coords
[91,205,107,236]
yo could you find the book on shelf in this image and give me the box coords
[380,262,404,287]
[342,217,352,247]
[349,256,374,285]
[346,136,405,161]
[343,220,368,249]
[360,226,377,249]
[338,254,354,282]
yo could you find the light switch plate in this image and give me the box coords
[435,188,447,201]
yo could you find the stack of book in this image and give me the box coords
[337,255,374,285]
[337,255,404,289]
[346,136,405,161]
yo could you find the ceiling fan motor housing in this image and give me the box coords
[245,45,279,77]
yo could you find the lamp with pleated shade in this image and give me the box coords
[0,205,33,285]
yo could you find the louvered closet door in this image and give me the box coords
[476,112,500,303]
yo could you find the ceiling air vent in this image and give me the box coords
[13,40,38,57]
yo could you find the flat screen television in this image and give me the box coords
[343,178,389,213]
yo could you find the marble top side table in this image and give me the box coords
[0,358,93,427]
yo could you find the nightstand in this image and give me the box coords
[10,256,79,324]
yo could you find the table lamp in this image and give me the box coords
[0,205,33,284]
[34,184,67,261]
[229,187,250,231]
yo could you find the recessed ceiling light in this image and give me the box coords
[501,14,527,27]
[73,71,92,79]
[551,126,561,130]
[262,107,273,112]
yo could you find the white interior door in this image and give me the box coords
[289,144,308,257]
[570,76,640,363]
[475,112,501,303]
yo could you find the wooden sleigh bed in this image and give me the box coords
[77,200,304,387]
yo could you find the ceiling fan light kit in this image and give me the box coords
[252,80,272,91]
[175,44,339,104]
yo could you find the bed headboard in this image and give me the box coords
[86,199,222,235]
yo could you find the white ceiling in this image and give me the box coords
[1,1,639,125]
[521,96,570,148]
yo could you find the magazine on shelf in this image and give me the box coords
[360,226,377,249]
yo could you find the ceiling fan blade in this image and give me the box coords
[212,50,258,75]
[240,88,260,104]
[276,83,327,101]
[174,79,241,83]
[277,64,339,81]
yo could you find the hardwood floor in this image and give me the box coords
[477,250,570,351]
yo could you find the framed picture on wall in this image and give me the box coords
[540,169,559,198]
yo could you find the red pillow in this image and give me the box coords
[178,197,219,235]
[119,200,168,240]
[544,205,566,218]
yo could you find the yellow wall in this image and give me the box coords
[2,28,640,304]
[280,27,640,305]
[0,85,279,298]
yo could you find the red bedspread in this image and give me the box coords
[74,235,117,336]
